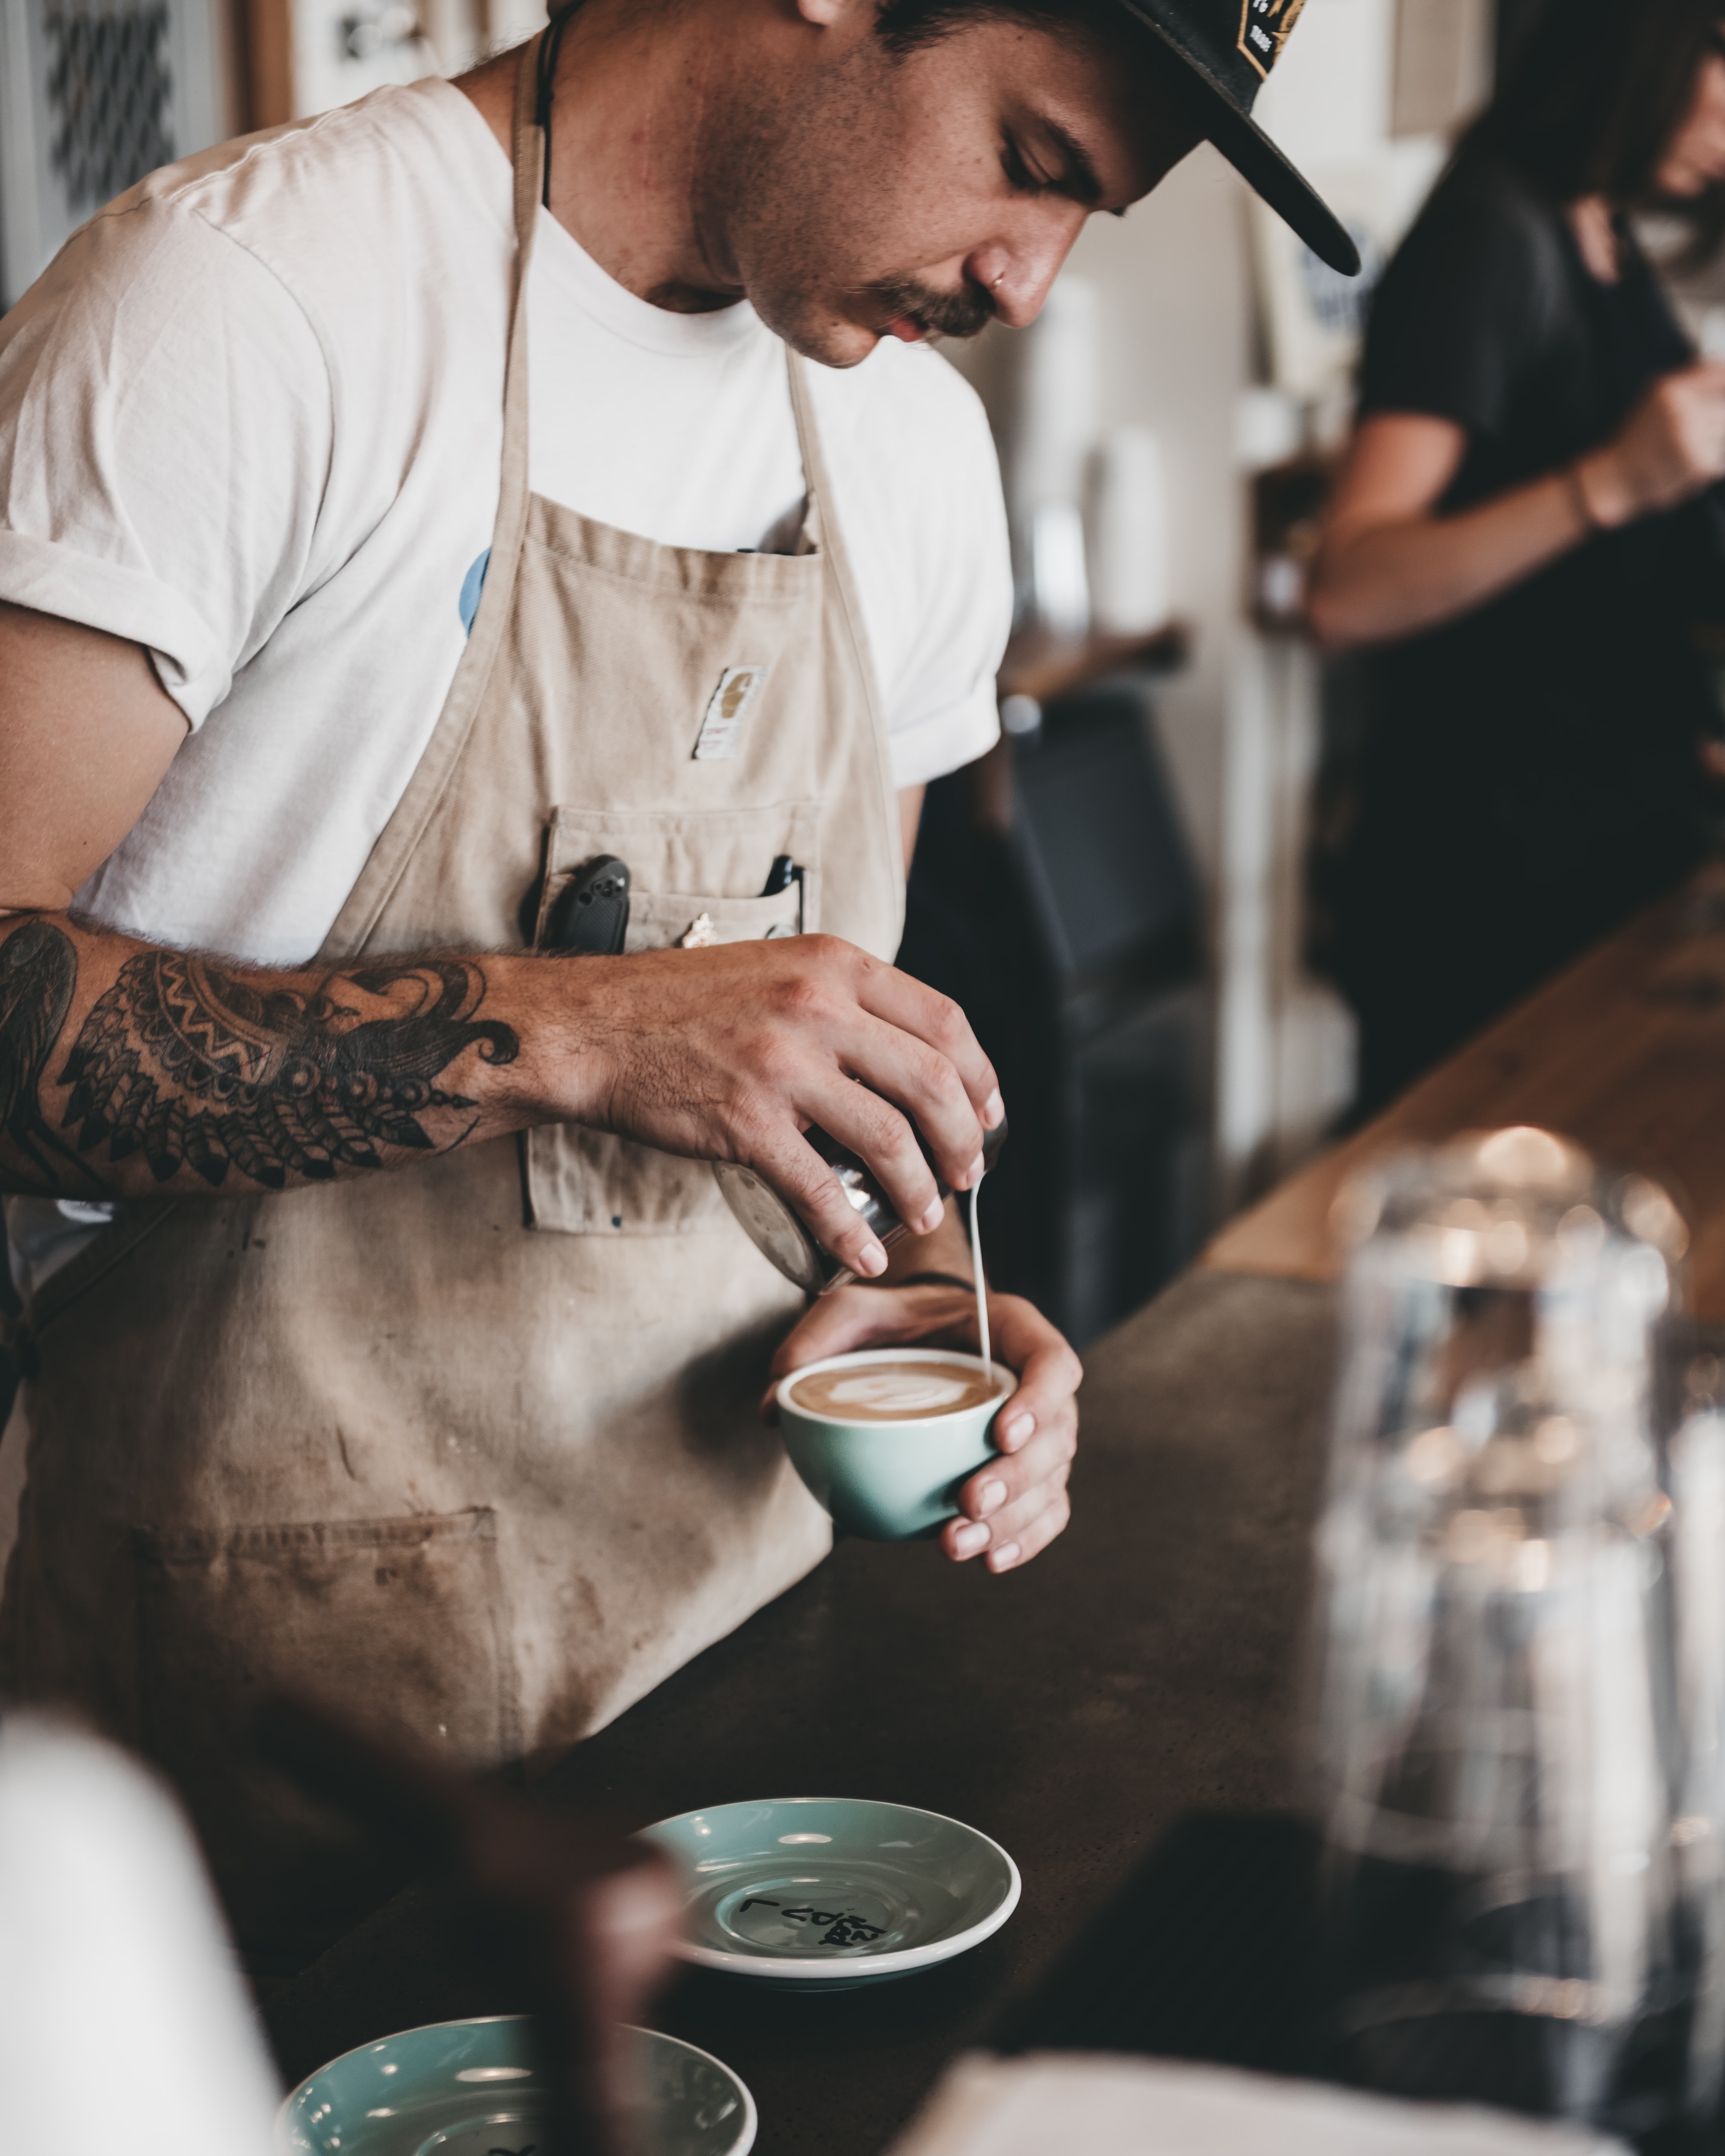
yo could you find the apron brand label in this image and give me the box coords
[1238,0,1306,76]
[693,663,770,760]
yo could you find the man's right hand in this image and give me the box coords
[520,935,1002,1280]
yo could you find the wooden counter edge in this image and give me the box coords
[1198,868,1725,1306]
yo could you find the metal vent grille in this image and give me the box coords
[43,2,174,210]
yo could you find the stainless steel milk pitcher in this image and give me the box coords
[715,1116,1007,1297]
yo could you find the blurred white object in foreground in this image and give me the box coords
[0,1712,278,2156]
[887,2054,1630,2156]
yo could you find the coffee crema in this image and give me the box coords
[789,1359,1007,1422]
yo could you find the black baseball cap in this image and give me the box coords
[1113,0,1360,274]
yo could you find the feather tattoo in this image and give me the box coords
[58,952,519,1188]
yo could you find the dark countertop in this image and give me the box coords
[263,1267,1340,2156]
[1200,866,1725,1322]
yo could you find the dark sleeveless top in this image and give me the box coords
[1329,150,1723,1109]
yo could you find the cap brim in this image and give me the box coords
[1111,0,1362,277]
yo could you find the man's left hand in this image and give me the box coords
[766,1282,1081,1573]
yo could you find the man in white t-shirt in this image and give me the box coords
[0,0,1349,1950]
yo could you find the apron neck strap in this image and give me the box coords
[511,36,548,271]
[786,351,834,546]
[494,37,544,522]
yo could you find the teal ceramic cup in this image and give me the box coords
[275,2015,756,2155]
[775,1347,1016,1541]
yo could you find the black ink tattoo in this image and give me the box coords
[0,919,521,1196]
[0,919,107,1194]
[62,949,520,1187]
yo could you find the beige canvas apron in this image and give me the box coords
[0,44,903,1932]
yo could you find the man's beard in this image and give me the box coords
[867,273,997,342]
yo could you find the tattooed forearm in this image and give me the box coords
[0,917,519,1197]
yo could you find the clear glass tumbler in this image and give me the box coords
[1308,1126,1693,2138]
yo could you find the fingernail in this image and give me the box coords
[983,1089,1005,1128]
[1001,1412,1034,1446]
[988,1542,1021,1571]
[856,1239,887,1277]
[953,1521,990,1557]
[964,1153,985,1190]
[975,1477,1006,1518]
[917,1196,945,1233]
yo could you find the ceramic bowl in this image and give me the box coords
[275,2014,755,2156]
[640,1795,1021,1991]
[774,1347,1017,1540]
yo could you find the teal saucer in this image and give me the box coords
[275,2015,755,2156]
[640,1797,1021,1991]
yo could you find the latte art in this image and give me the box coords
[789,1359,1006,1422]
[829,1372,969,1413]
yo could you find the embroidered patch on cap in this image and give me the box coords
[693,664,770,761]
[1238,0,1306,77]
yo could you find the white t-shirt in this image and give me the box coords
[0,76,1010,971]
[0,77,1010,1295]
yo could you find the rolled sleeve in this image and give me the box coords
[0,530,222,722]
[0,193,330,731]
[888,679,1002,790]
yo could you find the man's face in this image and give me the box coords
[699,7,1203,365]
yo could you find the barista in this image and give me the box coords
[1311,0,1725,1117]
[0,0,1350,1941]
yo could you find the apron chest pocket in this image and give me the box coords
[525,803,819,1237]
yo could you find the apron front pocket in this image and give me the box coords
[532,800,823,944]
[134,1507,520,1941]
[525,801,820,1236]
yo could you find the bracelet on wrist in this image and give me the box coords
[896,1271,980,1295]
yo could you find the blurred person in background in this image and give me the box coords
[1310,0,1725,1119]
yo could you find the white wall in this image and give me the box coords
[1257,0,1396,161]
[1223,0,1405,1201]
[1055,137,1359,1209]
[947,134,1252,888]
[1061,143,1255,892]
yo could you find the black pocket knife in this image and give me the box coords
[544,855,631,955]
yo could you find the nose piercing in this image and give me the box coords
[991,272,1004,290]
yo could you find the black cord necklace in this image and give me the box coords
[535,0,587,210]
